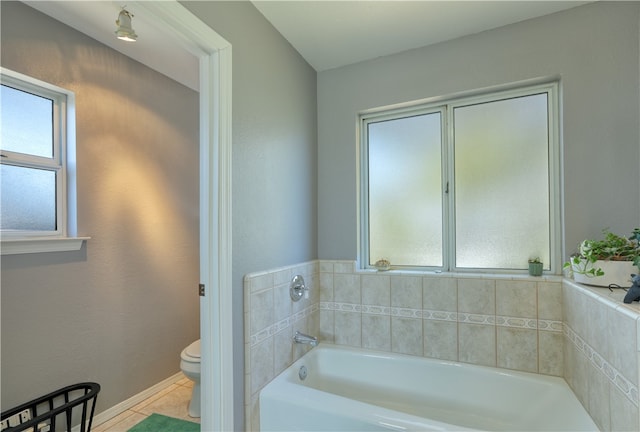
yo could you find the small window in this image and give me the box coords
[1,68,75,241]
[361,82,560,273]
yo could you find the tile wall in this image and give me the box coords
[317,261,564,375]
[562,279,640,431]
[245,260,640,431]
[243,260,320,431]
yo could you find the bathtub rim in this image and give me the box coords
[260,342,598,432]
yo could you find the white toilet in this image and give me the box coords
[180,339,201,418]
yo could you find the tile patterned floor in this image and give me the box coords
[93,375,200,432]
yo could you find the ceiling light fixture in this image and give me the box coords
[115,7,137,42]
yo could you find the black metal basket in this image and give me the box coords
[1,382,100,432]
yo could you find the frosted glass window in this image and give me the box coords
[367,113,443,267]
[1,165,57,231]
[1,85,54,158]
[1,69,72,238]
[361,82,558,272]
[453,94,550,269]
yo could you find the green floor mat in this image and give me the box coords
[127,413,200,432]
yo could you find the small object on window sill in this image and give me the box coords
[374,259,391,271]
[528,258,543,276]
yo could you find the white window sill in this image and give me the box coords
[1,237,90,255]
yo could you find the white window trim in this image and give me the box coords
[1,236,90,255]
[1,67,88,254]
[358,79,562,274]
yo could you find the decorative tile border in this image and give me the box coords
[565,324,639,406]
[320,301,562,332]
[424,309,458,322]
[250,303,318,347]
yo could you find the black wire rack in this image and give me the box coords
[1,382,100,432]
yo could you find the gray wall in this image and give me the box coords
[318,2,640,261]
[180,2,318,429]
[1,1,199,414]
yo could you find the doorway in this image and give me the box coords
[132,2,234,431]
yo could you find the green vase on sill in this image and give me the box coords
[528,260,543,276]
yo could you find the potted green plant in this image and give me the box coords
[564,228,640,287]
[528,258,543,276]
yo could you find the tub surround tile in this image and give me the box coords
[244,260,320,432]
[245,263,640,432]
[273,268,292,286]
[319,309,335,342]
[571,344,590,409]
[610,383,640,432]
[249,394,260,432]
[319,272,334,302]
[587,363,611,432]
[273,327,293,375]
[423,309,457,322]
[319,261,334,273]
[496,280,537,319]
[334,274,361,304]
[458,323,496,367]
[570,286,589,340]
[563,337,576,397]
[458,312,495,326]
[391,317,423,356]
[563,280,640,431]
[292,290,314,315]
[565,323,636,403]
[538,331,563,376]
[586,296,609,360]
[362,274,390,306]
[292,343,310,363]
[335,310,362,347]
[333,261,356,274]
[323,285,561,378]
[250,337,274,396]
[607,304,638,385]
[497,327,538,373]
[457,279,496,315]
[424,320,457,361]
[423,277,457,312]
[362,314,391,351]
[391,276,422,308]
[250,288,274,336]
[537,281,562,321]
[273,283,292,321]
[250,272,274,294]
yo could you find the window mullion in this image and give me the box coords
[443,105,456,272]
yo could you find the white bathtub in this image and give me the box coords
[260,344,598,431]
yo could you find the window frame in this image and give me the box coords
[1,67,86,254]
[359,80,561,274]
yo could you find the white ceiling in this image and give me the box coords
[24,1,200,91]
[23,1,592,89]
[252,1,592,71]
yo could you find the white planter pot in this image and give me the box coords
[572,259,637,288]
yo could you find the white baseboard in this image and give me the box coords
[83,372,184,431]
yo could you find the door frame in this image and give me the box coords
[131,2,234,431]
